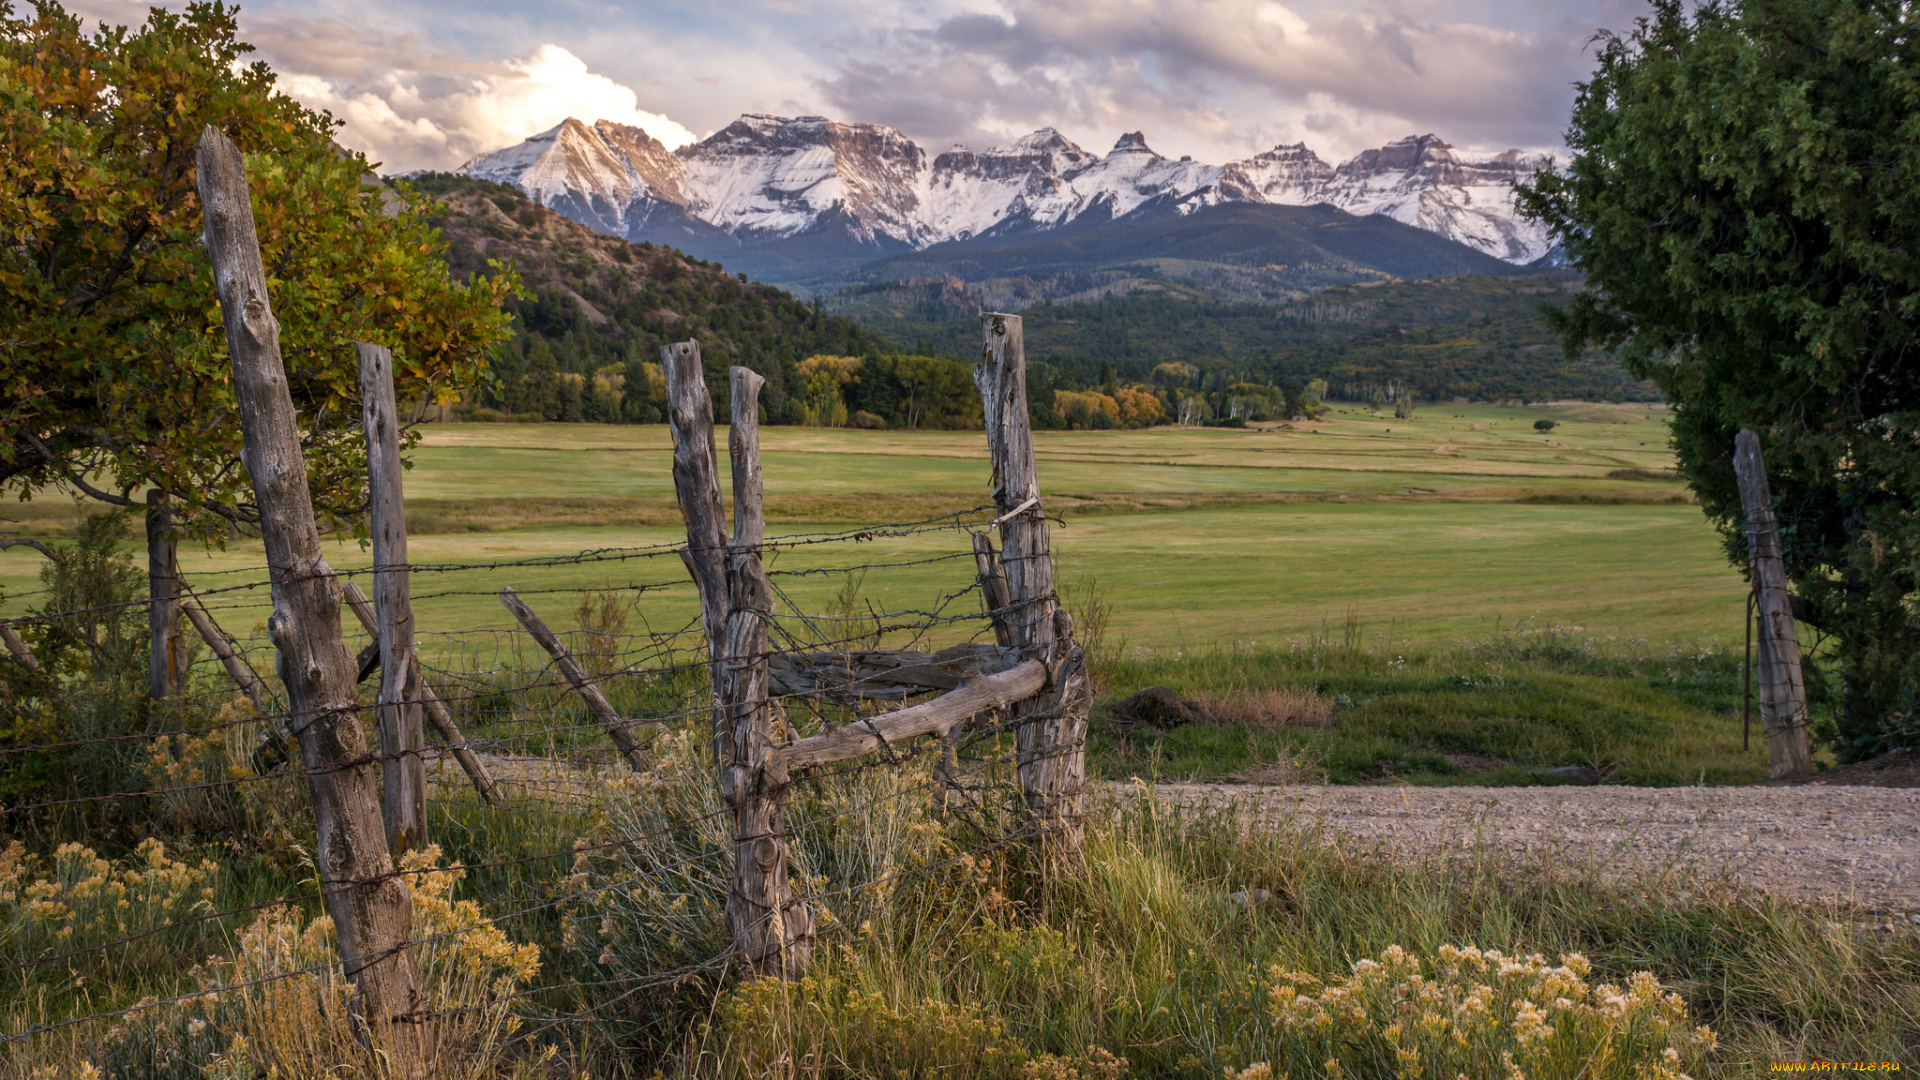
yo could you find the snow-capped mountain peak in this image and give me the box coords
[456,114,1552,265]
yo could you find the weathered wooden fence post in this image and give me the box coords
[197,126,429,1075]
[345,582,500,803]
[360,342,427,854]
[665,347,811,977]
[972,532,1015,649]
[0,620,41,671]
[975,313,1092,861]
[664,340,732,777]
[498,587,654,774]
[1733,429,1814,779]
[184,597,264,706]
[146,490,189,700]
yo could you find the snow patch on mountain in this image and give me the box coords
[457,115,1553,264]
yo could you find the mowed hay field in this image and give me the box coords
[0,401,1737,653]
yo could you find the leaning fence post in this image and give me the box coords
[0,620,41,672]
[342,582,499,804]
[360,341,427,855]
[184,596,264,705]
[976,313,1092,861]
[183,593,297,774]
[1732,430,1814,779]
[498,588,654,773]
[197,126,430,1076]
[665,349,810,977]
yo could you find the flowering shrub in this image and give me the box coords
[1231,944,1716,1080]
[98,846,541,1080]
[0,838,218,967]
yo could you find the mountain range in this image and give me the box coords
[455,115,1554,293]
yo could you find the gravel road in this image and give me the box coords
[1156,783,1920,916]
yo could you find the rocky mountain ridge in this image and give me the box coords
[458,115,1554,277]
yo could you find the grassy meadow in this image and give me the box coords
[0,401,1775,787]
[4,403,1914,1076]
[1,400,1731,649]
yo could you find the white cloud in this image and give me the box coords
[277,43,696,172]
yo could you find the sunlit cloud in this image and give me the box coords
[276,44,696,172]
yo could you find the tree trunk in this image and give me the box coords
[975,313,1090,862]
[197,126,429,1076]
[146,490,189,701]
[360,342,427,855]
[1733,429,1814,779]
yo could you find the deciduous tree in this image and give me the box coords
[0,2,514,599]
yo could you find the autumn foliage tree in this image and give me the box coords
[0,1,513,700]
[1517,0,1920,756]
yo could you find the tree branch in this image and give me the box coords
[23,431,137,507]
[0,538,64,563]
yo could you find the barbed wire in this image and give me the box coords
[0,734,1033,1044]
[0,493,1076,1062]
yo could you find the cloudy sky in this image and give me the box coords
[75,0,1651,173]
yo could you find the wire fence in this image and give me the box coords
[0,501,1063,1067]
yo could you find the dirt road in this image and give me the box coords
[1156,782,1920,915]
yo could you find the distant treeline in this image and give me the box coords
[828,273,1662,406]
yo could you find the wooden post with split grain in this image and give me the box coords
[360,342,427,855]
[972,532,1015,649]
[1732,430,1814,779]
[197,126,429,1075]
[721,365,812,977]
[146,490,190,700]
[497,587,654,773]
[665,349,812,977]
[342,582,499,804]
[976,312,1092,860]
[663,340,733,776]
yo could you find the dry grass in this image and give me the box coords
[1190,684,1335,729]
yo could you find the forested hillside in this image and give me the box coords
[415,174,891,421]
[415,175,1650,422]
[827,271,1656,403]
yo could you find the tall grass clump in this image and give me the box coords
[567,744,1918,1075]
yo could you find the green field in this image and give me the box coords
[0,401,1740,655]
